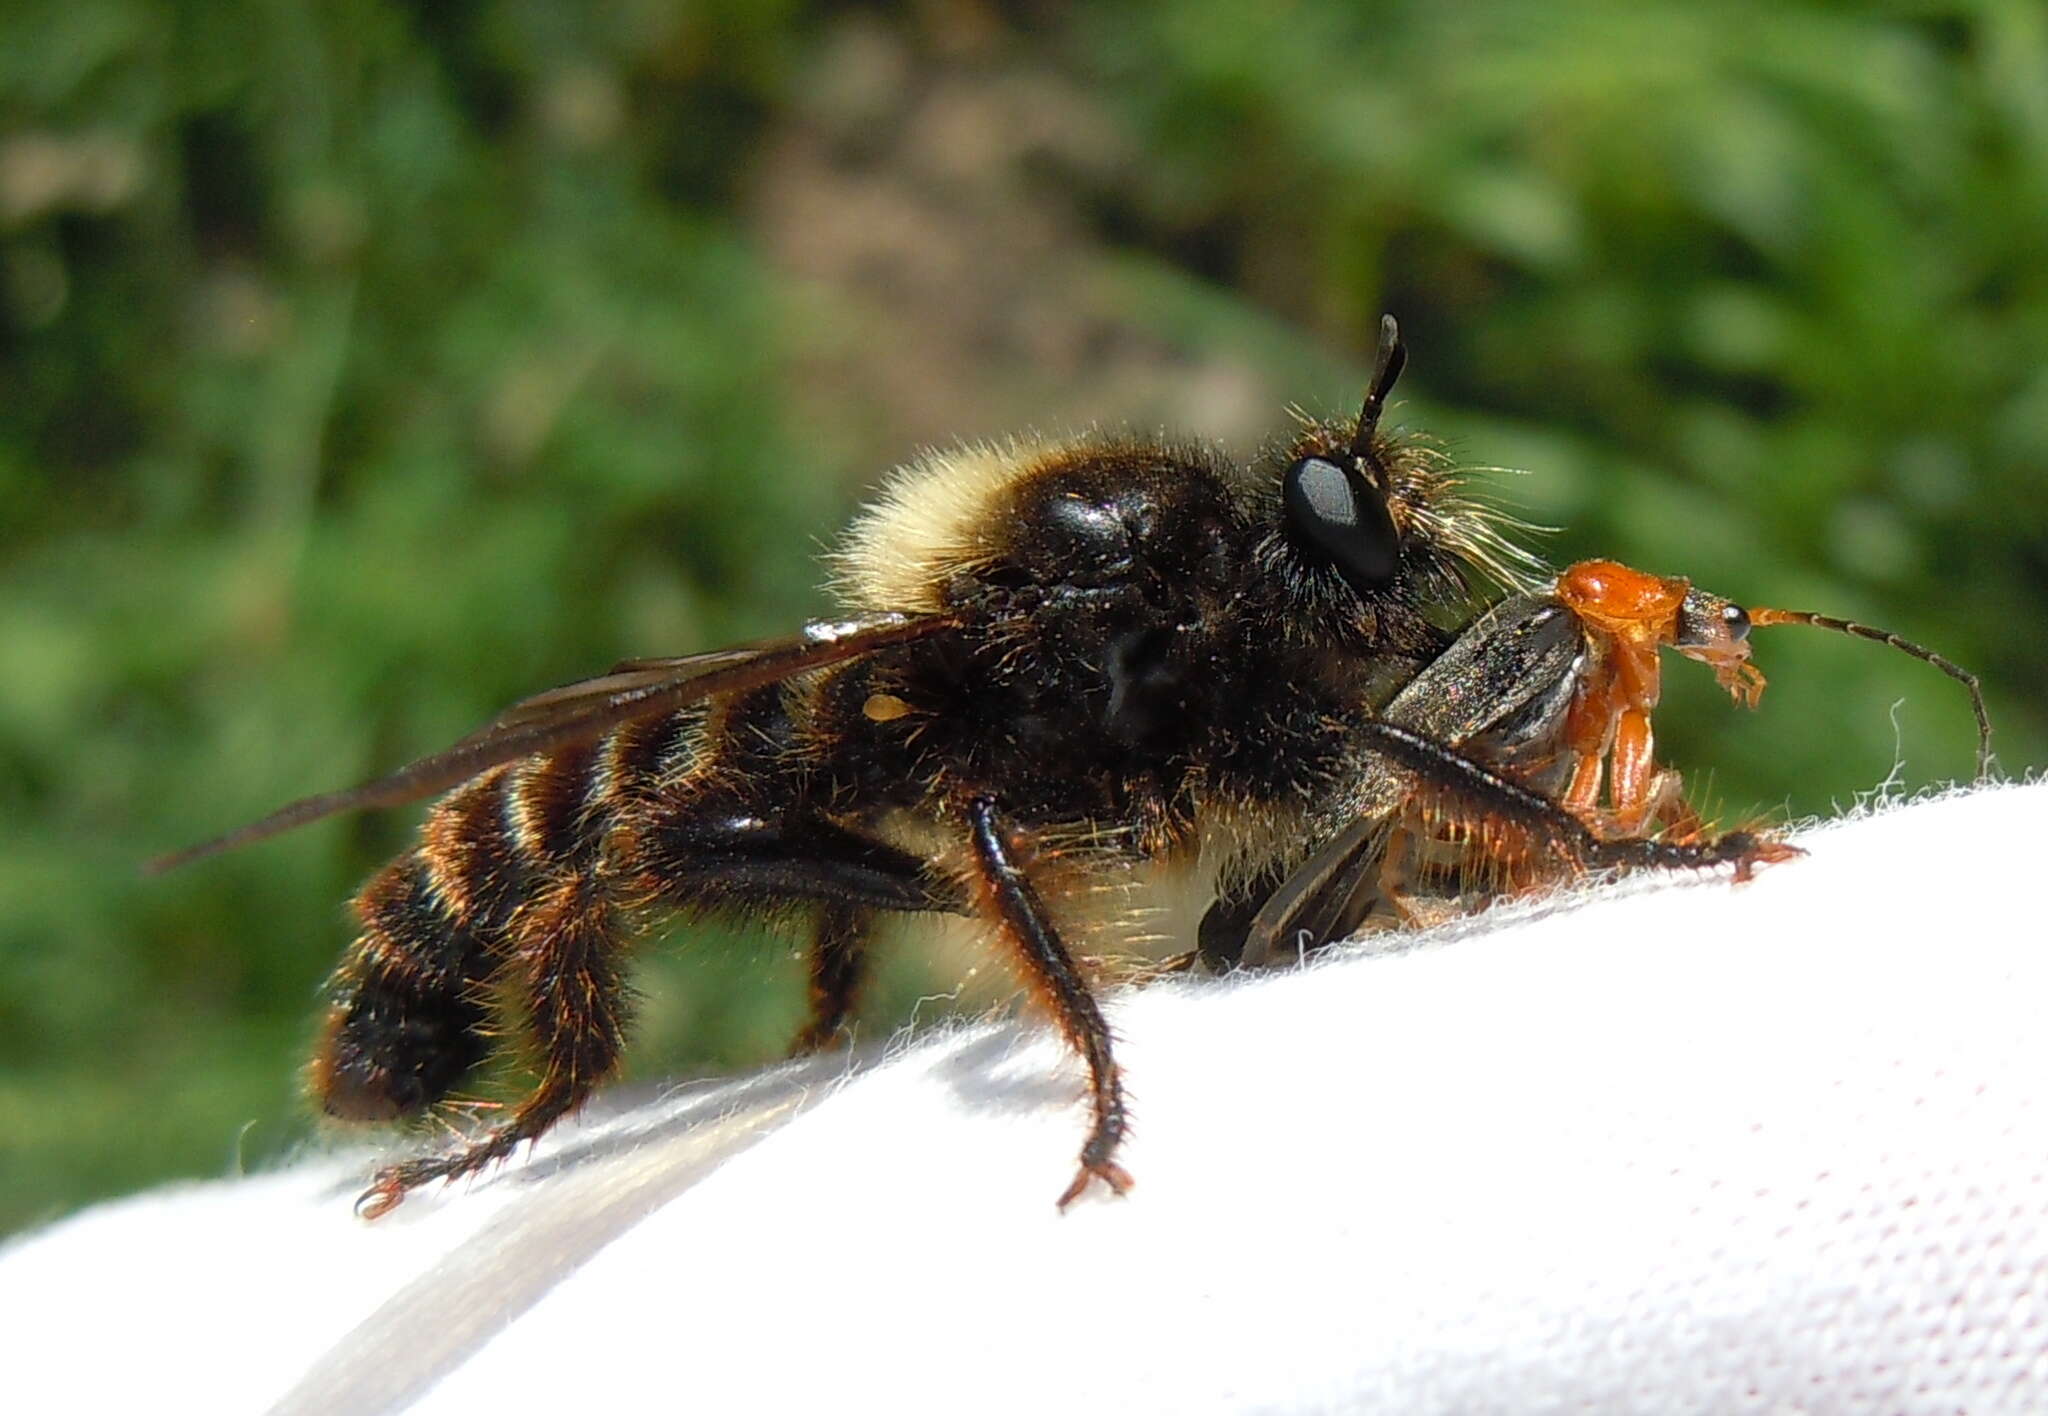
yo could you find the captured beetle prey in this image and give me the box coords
[153,317,1991,1216]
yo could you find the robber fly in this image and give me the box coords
[154,317,1990,1215]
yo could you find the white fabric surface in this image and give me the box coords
[5,782,2046,1415]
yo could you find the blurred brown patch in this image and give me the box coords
[750,15,1280,497]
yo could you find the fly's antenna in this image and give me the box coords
[1748,606,1993,781]
[1349,314,1407,461]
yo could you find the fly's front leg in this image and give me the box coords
[965,796,1133,1209]
[1354,720,1799,879]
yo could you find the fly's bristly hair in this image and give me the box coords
[1257,415,1549,655]
[161,315,1851,1217]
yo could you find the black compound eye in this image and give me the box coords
[1677,592,1751,649]
[1282,455,1402,592]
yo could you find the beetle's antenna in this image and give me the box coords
[1748,606,1993,781]
[1350,314,1407,460]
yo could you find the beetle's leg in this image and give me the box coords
[1582,711,1700,840]
[1644,779,1707,841]
[1371,824,1471,931]
[1560,750,1607,818]
[1603,707,1659,834]
[965,796,1133,1209]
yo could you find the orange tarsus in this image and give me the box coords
[355,1178,407,1221]
[1716,659,1768,709]
[1731,838,1805,883]
[1057,1159,1135,1210]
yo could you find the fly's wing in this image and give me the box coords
[449,652,795,744]
[148,612,959,874]
[1236,817,1385,970]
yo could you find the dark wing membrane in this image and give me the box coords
[1238,817,1383,970]
[148,612,959,874]
[450,652,778,743]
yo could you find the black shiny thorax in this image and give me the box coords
[972,449,1247,598]
[814,447,1378,843]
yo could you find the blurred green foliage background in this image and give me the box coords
[4,1,2043,1236]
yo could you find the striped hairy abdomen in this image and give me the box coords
[311,711,697,1122]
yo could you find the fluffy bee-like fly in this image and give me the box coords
[153,317,1987,1216]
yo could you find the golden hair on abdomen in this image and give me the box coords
[828,434,1100,612]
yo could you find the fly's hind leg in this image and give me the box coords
[965,796,1132,1209]
[790,900,873,1054]
[316,763,541,1133]
[357,869,629,1218]
[356,803,965,1218]
[315,850,500,1126]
